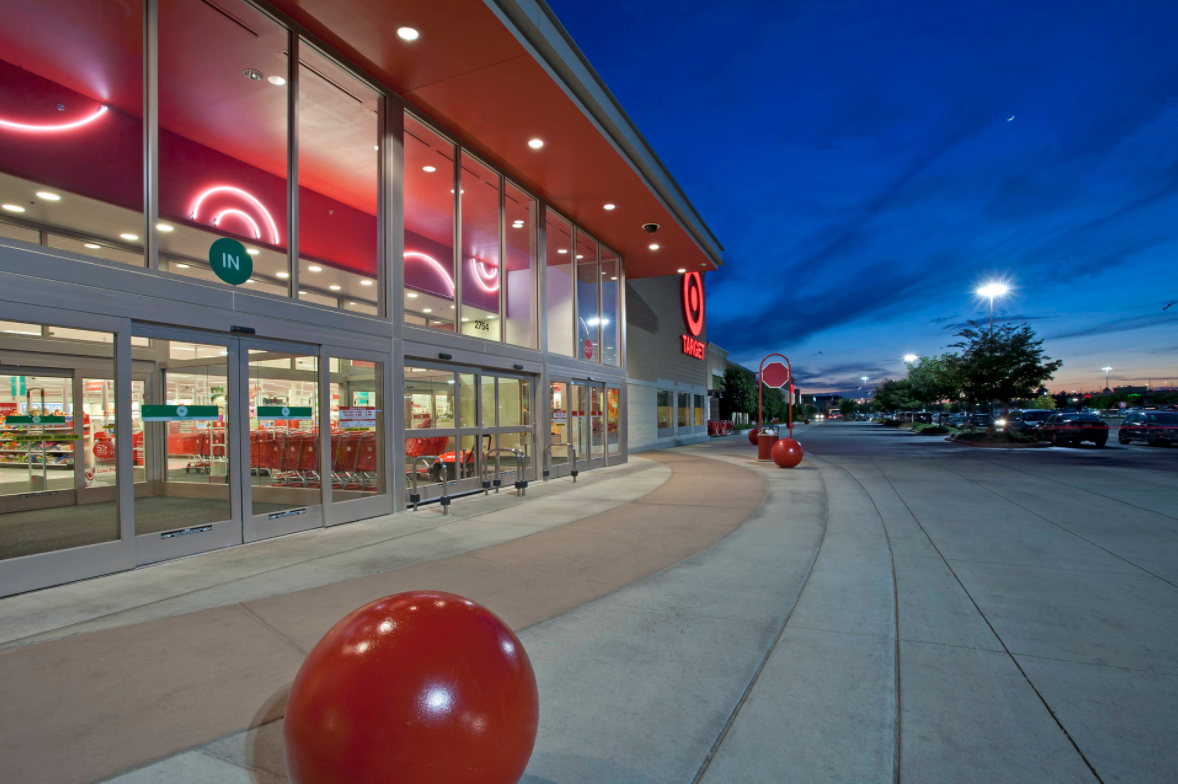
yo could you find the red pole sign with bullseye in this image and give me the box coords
[758,353,794,438]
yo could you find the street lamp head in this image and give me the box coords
[861,376,869,383]
[1101,366,1113,373]
[976,282,1010,299]
[903,354,918,363]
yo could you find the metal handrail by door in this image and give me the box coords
[481,448,527,496]
[541,443,577,483]
[408,455,450,515]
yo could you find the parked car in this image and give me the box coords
[1003,409,1053,436]
[1118,411,1178,446]
[966,413,994,429]
[1038,412,1109,447]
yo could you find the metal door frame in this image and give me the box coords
[324,344,394,526]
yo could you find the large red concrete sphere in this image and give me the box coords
[284,591,539,784]
[772,438,804,468]
[747,427,760,445]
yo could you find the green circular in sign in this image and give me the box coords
[208,237,253,285]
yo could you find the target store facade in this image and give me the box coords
[0,0,722,595]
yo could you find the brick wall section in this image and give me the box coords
[625,276,708,387]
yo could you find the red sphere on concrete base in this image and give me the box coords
[747,427,760,445]
[772,438,804,468]
[284,591,539,784]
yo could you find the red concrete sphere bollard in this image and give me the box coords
[284,591,539,784]
[772,438,804,468]
[747,427,760,445]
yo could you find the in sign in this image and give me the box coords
[208,237,253,285]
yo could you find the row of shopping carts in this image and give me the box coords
[707,420,736,437]
[248,430,378,490]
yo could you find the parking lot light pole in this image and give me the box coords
[976,283,1010,336]
[1102,366,1112,394]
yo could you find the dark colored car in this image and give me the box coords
[967,414,994,429]
[1118,411,1178,446]
[1038,412,1109,447]
[1003,409,1052,435]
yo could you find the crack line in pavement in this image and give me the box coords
[808,453,903,784]
[689,456,829,784]
[870,456,1106,784]
[940,461,1178,591]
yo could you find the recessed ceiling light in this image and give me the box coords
[36,191,61,201]
[243,69,264,81]
[611,276,618,280]
[603,203,615,210]
[2,204,25,213]
[84,243,101,249]
[298,290,307,296]
[329,284,341,291]
[268,75,286,86]
[308,265,322,272]
[120,233,139,241]
[245,279,256,284]
[246,249,259,255]
[277,272,289,278]
[423,166,436,173]
[156,223,173,232]
[175,263,190,269]
[487,314,497,319]
[423,308,432,313]
[461,317,470,322]
[450,305,455,309]
[649,244,660,251]
[557,249,567,254]
[527,138,544,149]
[397,27,419,41]
[374,145,379,151]
[677,268,686,273]
[576,254,583,259]
[360,279,373,286]
[407,292,418,298]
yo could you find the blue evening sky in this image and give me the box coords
[547,0,1178,394]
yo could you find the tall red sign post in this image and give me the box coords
[758,353,803,468]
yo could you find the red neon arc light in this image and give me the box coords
[212,208,261,240]
[469,257,500,293]
[189,186,280,245]
[682,271,705,337]
[405,251,456,294]
[0,105,108,132]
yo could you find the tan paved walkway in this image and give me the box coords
[0,451,764,784]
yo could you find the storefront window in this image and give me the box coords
[1,320,120,560]
[297,44,381,311]
[404,367,454,428]
[600,247,620,366]
[0,0,143,266]
[607,388,620,454]
[458,373,476,427]
[498,377,522,427]
[576,231,599,362]
[404,114,456,330]
[460,153,501,340]
[248,349,319,519]
[549,382,569,465]
[694,394,705,426]
[657,390,672,430]
[545,212,574,356]
[678,392,690,428]
[159,0,287,288]
[480,375,496,426]
[504,182,536,348]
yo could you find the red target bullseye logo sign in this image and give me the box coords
[682,271,704,337]
[680,271,706,359]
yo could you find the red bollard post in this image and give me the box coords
[747,426,760,445]
[772,438,804,468]
[284,591,539,784]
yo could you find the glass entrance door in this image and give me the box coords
[244,341,324,539]
[589,384,605,469]
[132,329,242,563]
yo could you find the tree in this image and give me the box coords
[951,324,1063,409]
[872,378,919,412]
[1032,395,1056,410]
[839,398,860,419]
[721,368,756,419]
[907,353,964,408]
